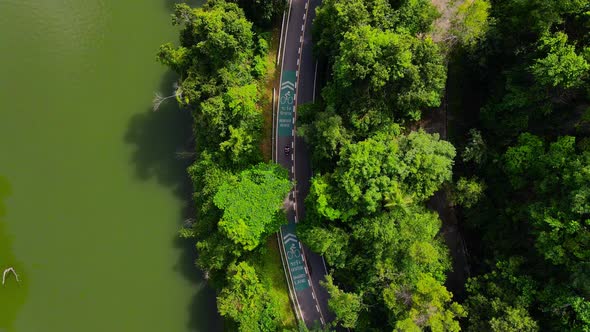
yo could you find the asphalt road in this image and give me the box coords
[275,0,334,327]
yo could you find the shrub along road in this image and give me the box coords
[275,0,334,327]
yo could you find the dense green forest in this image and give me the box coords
[298,0,463,330]
[452,0,590,330]
[158,0,590,330]
[157,1,295,330]
[298,0,590,330]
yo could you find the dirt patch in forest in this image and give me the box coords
[430,0,465,43]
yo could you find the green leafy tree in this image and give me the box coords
[390,0,440,34]
[188,154,242,281]
[503,134,590,267]
[197,84,262,165]
[503,133,544,189]
[308,128,455,221]
[326,25,446,126]
[173,1,254,69]
[538,284,590,331]
[462,128,487,165]
[297,225,349,268]
[351,206,451,284]
[214,163,292,251]
[465,258,538,332]
[451,0,491,49]
[156,43,189,73]
[531,32,589,89]
[321,275,364,328]
[452,177,485,208]
[219,125,256,164]
[157,1,255,108]
[228,0,285,27]
[312,0,372,60]
[217,262,281,331]
[384,273,466,332]
[298,106,351,168]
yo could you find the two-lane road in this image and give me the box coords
[275,0,334,327]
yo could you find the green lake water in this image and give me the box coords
[0,0,219,331]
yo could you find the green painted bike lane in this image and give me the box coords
[278,70,309,292]
[281,223,310,292]
[278,71,296,137]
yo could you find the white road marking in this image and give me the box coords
[277,12,286,64]
[299,36,303,43]
[312,292,316,299]
[313,60,318,102]
[301,25,304,32]
[291,154,294,161]
[298,48,301,55]
[291,142,294,149]
[315,305,320,312]
[303,14,306,20]
[320,318,325,325]
[297,59,300,66]
[294,215,298,223]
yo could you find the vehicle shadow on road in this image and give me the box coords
[124,70,222,331]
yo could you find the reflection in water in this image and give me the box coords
[0,176,28,332]
[124,71,222,331]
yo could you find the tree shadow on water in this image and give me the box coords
[174,235,223,331]
[125,71,222,331]
[125,71,192,198]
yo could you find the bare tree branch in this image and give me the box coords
[2,267,20,286]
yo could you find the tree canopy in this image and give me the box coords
[217,262,282,331]
[299,0,460,329]
[307,127,455,221]
[324,25,446,128]
[214,163,291,251]
[446,0,590,329]
[158,1,293,329]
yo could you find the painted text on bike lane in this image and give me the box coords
[278,71,296,137]
[282,223,310,292]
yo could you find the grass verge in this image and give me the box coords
[252,237,298,329]
[259,25,281,161]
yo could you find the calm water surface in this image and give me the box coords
[0,0,218,331]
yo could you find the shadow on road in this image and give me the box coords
[124,70,222,331]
